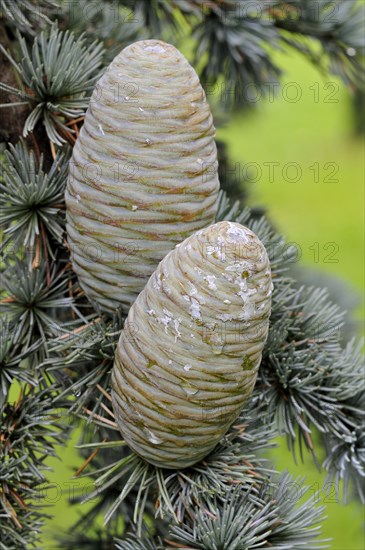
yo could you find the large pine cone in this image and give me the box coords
[65,40,219,312]
[112,221,272,469]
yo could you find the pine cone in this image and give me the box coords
[65,40,220,312]
[112,221,272,469]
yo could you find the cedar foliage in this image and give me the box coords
[0,1,364,548]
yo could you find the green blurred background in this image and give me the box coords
[41,50,364,549]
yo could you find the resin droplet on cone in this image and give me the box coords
[65,40,220,312]
[111,221,272,469]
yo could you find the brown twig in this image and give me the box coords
[31,235,41,269]
[58,124,76,145]
[30,132,41,161]
[164,541,193,549]
[49,139,56,161]
[1,494,22,529]
[9,488,28,510]
[82,407,118,428]
[99,401,115,419]
[63,239,70,253]
[96,384,113,403]
[40,221,50,286]
[0,296,15,303]
[74,441,106,477]
[66,116,84,126]
[302,425,315,451]
[72,122,79,138]
[58,317,101,340]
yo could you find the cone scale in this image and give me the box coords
[65,40,219,312]
[112,221,272,469]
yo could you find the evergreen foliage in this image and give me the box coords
[0,384,69,549]
[0,0,57,34]
[0,25,104,144]
[0,1,364,548]
[0,140,69,258]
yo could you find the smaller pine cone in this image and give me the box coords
[111,221,272,469]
